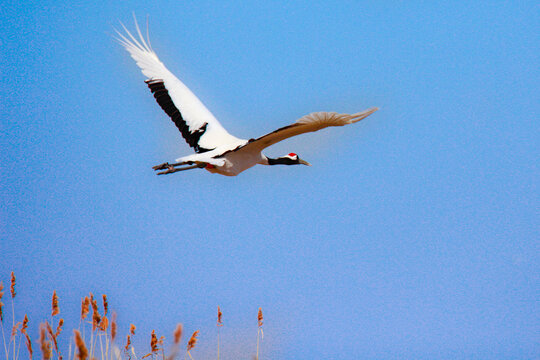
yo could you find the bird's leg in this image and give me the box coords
[156,163,205,175]
[152,161,193,171]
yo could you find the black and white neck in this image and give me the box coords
[265,153,311,166]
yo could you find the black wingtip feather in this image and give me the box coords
[145,79,212,153]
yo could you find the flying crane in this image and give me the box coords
[116,21,378,176]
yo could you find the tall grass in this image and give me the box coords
[0,272,265,360]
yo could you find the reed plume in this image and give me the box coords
[24,332,33,359]
[258,308,263,327]
[173,324,183,345]
[217,306,223,327]
[111,313,117,342]
[80,297,90,321]
[0,282,5,360]
[91,297,101,331]
[141,330,159,359]
[217,306,223,360]
[51,291,59,317]
[129,324,136,335]
[10,272,15,299]
[55,319,64,337]
[99,316,109,332]
[74,330,88,360]
[38,324,52,360]
[187,330,199,351]
[11,321,21,339]
[0,282,4,321]
[165,324,183,360]
[21,314,29,334]
[150,330,158,353]
[256,308,264,360]
[102,295,108,316]
[124,335,131,352]
[45,321,59,354]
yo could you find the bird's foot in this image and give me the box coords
[152,162,170,170]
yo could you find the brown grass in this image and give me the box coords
[102,295,108,316]
[80,297,89,322]
[55,319,64,338]
[111,313,117,343]
[0,282,4,321]
[124,334,131,352]
[74,330,88,360]
[38,324,52,360]
[90,295,101,332]
[10,272,16,299]
[258,308,263,327]
[187,330,199,351]
[23,332,33,359]
[45,321,59,355]
[173,324,183,345]
[52,291,60,317]
[1,272,267,360]
[256,308,264,360]
[21,315,28,334]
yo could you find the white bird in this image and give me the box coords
[116,20,378,177]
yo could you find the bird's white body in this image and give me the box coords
[116,20,378,177]
[196,147,268,177]
[174,139,267,176]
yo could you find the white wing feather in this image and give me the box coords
[116,20,243,150]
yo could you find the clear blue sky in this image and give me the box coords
[1,1,538,359]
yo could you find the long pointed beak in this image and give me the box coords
[299,159,311,166]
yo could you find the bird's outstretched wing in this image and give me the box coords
[229,108,378,155]
[116,20,242,153]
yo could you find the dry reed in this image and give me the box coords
[173,324,183,345]
[217,307,223,327]
[91,297,101,331]
[10,272,16,299]
[9,273,15,360]
[111,313,117,342]
[0,282,6,360]
[81,296,90,321]
[24,332,33,359]
[0,282,4,321]
[11,321,20,341]
[258,308,263,327]
[141,330,158,359]
[102,295,108,316]
[0,273,269,360]
[256,308,264,360]
[74,330,88,360]
[124,335,131,352]
[55,319,64,337]
[217,307,223,360]
[21,314,28,333]
[52,291,59,317]
[38,324,52,360]
[99,316,109,332]
[45,321,59,354]
[150,330,158,352]
[187,330,199,351]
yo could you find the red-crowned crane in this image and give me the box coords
[116,20,378,177]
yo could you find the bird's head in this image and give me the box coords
[267,153,311,166]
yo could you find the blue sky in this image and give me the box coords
[1,1,538,359]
